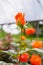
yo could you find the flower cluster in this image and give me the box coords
[14,12,42,65]
[18,53,42,65]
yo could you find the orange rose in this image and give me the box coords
[20,18,26,26]
[25,28,35,35]
[15,13,23,20]
[30,54,42,65]
[31,40,42,48]
[18,53,29,62]
[15,13,26,26]
[21,36,26,40]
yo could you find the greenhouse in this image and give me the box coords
[0,0,43,65]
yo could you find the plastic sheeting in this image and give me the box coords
[0,0,22,24]
[0,0,43,24]
[0,0,43,34]
[22,0,43,21]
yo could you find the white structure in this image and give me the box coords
[0,0,22,34]
[0,0,43,34]
[3,24,21,34]
[0,0,22,24]
[0,0,43,23]
[22,0,43,21]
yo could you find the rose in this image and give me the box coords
[25,28,36,35]
[30,54,42,65]
[31,40,42,48]
[18,53,29,62]
[15,13,26,27]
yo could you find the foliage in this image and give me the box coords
[0,12,43,65]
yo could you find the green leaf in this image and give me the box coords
[19,62,27,65]
[19,63,31,65]
[33,48,43,53]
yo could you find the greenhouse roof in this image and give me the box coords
[0,0,43,24]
